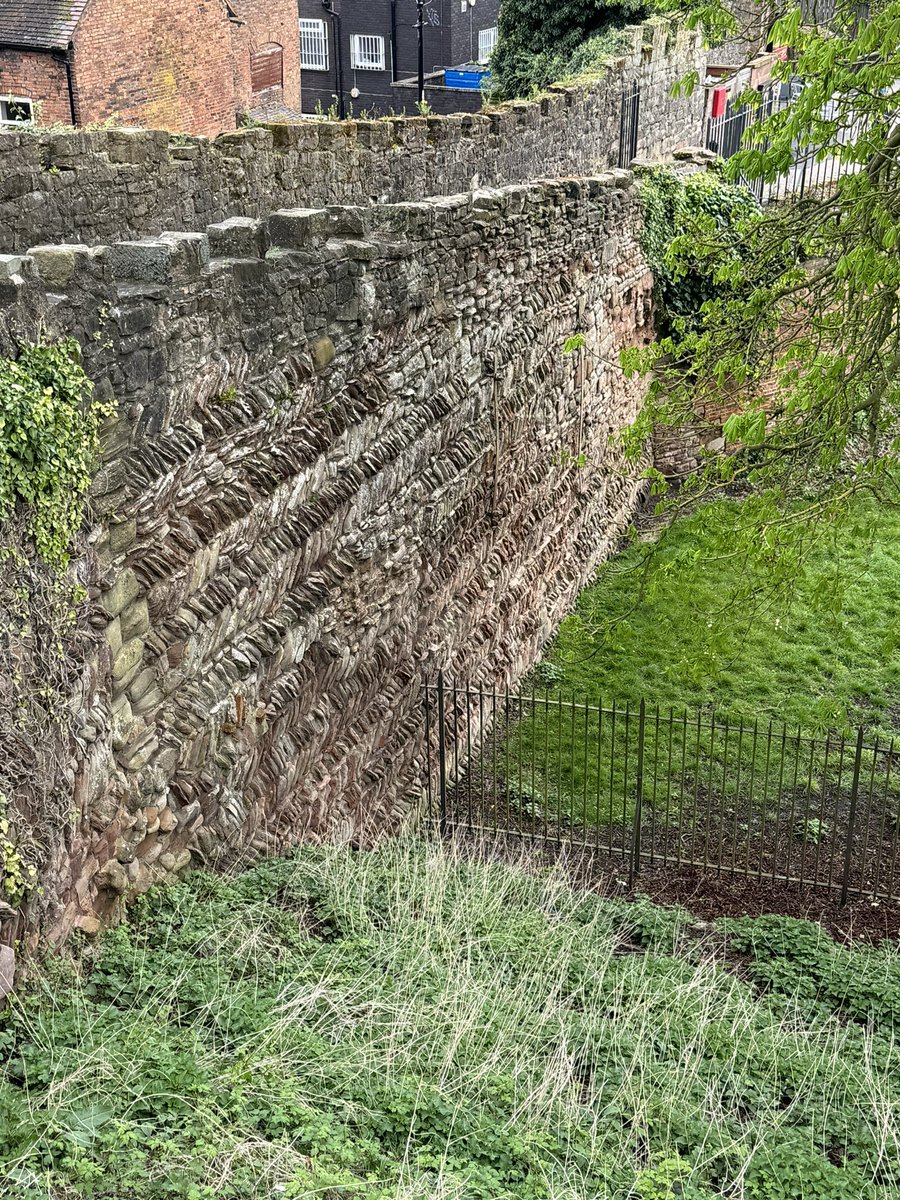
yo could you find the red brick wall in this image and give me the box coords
[230,0,302,114]
[0,50,71,125]
[71,0,238,136]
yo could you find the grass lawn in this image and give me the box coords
[2,843,899,1199]
[486,498,900,834]
[539,496,900,734]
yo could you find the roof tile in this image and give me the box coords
[0,0,89,52]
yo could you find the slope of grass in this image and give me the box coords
[490,498,900,828]
[2,842,899,1198]
[541,497,900,735]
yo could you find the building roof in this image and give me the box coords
[0,0,90,51]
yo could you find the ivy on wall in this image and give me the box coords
[635,165,764,336]
[0,338,107,914]
[0,338,104,567]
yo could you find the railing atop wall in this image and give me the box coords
[421,675,900,903]
[618,82,641,169]
[705,83,868,205]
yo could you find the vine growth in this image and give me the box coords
[0,338,108,913]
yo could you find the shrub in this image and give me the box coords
[489,0,646,99]
[636,165,763,336]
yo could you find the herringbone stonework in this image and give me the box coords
[0,175,652,939]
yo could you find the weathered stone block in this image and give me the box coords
[207,216,267,260]
[105,616,123,656]
[112,637,145,682]
[108,518,137,555]
[159,231,210,280]
[101,569,140,617]
[95,861,129,894]
[310,335,336,372]
[120,598,150,641]
[128,667,158,703]
[27,245,85,289]
[108,240,176,285]
[267,208,329,249]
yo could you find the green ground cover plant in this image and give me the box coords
[1,842,898,1198]
[492,496,900,826]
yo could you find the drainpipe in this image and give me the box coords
[63,44,77,126]
[321,0,346,119]
[390,0,399,81]
[416,0,425,105]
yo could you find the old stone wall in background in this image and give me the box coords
[0,21,706,252]
[0,174,653,940]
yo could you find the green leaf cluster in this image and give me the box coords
[0,339,105,566]
[637,165,765,335]
[489,0,644,98]
[624,0,900,556]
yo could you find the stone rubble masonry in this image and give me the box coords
[0,21,706,253]
[0,173,653,940]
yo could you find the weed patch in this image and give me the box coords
[0,842,897,1197]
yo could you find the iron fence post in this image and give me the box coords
[423,678,433,823]
[437,670,448,839]
[630,699,646,885]
[840,725,865,905]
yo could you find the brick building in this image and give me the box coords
[0,0,301,136]
[298,0,500,117]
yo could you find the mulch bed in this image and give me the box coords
[622,862,900,945]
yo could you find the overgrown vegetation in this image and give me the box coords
[489,0,644,98]
[0,339,102,567]
[1,842,897,1198]
[0,338,107,910]
[636,165,764,335]
[624,0,900,582]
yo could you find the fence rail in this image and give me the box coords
[422,676,900,903]
[705,83,867,205]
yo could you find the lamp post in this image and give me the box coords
[321,0,346,119]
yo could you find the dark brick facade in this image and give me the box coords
[298,0,499,116]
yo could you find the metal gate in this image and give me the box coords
[618,82,641,169]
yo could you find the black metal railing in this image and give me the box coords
[422,675,900,903]
[705,83,868,205]
[619,81,641,169]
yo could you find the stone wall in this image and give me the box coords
[0,173,653,941]
[0,21,705,252]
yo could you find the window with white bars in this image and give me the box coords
[478,26,498,64]
[350,34,385,71]
[300,18,329,71]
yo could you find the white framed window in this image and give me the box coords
[300,18,329,71]
[350,34,385,71]
[0,96,33,125]
[478,26,498,64]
